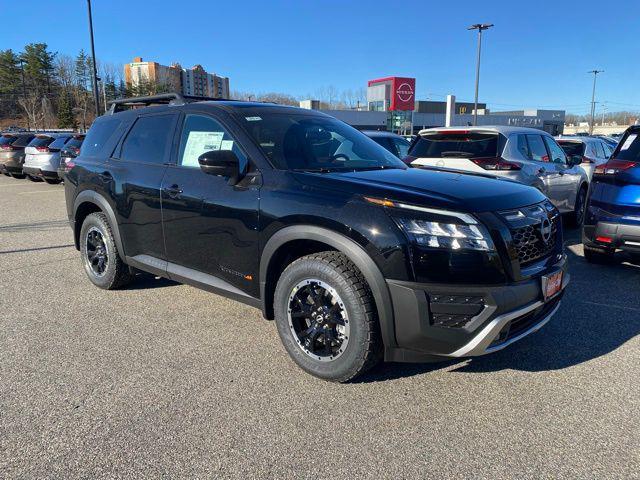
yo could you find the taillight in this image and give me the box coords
[36,146,50,153]
[471,157,522,171]
[594,159,638,175]
[1,144,17,151]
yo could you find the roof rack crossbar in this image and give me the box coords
[106,92,235,115]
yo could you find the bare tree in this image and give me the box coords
[18,94,43,129]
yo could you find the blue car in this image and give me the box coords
[583,126,640,262]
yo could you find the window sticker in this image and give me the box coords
[245,116,262,122]
[182,131,224,167]
[620,134,637,151]
[221,140,234,151]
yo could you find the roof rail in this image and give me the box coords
[106,92,233,115]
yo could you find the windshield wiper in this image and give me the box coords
[440,151,474,158]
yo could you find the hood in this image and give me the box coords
[294,167,545,213]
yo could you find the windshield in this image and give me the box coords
[410,132,499,159]
[239,113,406,171]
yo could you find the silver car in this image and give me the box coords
[407,126,590,224]
[23,133,74,184]
[556,136,612,180]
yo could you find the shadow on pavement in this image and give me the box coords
[357,222,640,383]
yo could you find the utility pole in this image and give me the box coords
[86,0,101,116]
[19,59,29,131]
[468,23,493,126]
[588,70,603,135]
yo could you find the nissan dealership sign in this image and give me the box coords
[367,76,416,111]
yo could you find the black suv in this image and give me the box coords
[65,94,569,382]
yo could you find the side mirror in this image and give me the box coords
[198,149,240,182]
[568,155,582,167]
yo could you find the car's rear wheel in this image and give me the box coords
[571,185,588,226]
[27,175,42,182]
[10,173,26,179]
[80,212,132,290]
[274,251,382,382]
[44,178,61,185]
[584,246,614,264]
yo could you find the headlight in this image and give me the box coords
[364,196,494,252]
[395,218,493,251]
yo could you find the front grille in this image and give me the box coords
[499,201,560,267]
[511,217,559,266]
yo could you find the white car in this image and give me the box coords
[23,133,74,184]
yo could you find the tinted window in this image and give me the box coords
[240,113,404,171]
[49,136,72,150]
[393,138,410,158]
[516,135,531,158]
[371,137,396,155]
[557,141,585,157]
[177,114,247,170]
[594,141,606,158]
[602,142,612,157]
[12,134,35,147]
[410,132,498,159]
[67,136,85,148]
[121,115,174,164]
[83,118,122,156]
[526,135,548,162]
[543,137,567,164]
[613,131,640,161]
[28,136,55,148]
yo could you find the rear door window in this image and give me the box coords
[120,114,175,165]
[543,136,568,164]
[371,137,396,156]
[516,134,531,158]
[614,131,640,161]
[66,136,85,149]
[49,136,72,151]
[12,135,35,147]
[594,141,606,158]
[393,138,410,158]
[526,135,549,162]
[410,131,498,159]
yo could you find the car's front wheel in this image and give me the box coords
[571,185,588,226]
[79,212,132,290]
[274,251,382,382]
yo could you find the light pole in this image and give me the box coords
[588,70,603,135]
[468,23,493,126]
[86,0,101,116]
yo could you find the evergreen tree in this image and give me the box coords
[0,49,21,94]
[57,90,76,129]
[21,43,56,94]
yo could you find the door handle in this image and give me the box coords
[98,171,112,183]
[163,184,183,199]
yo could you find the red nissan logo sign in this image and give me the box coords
[396,82,414,102]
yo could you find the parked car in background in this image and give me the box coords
[0,132,35,179]
[406,126,589,224]
[593,135,619,148]
[363,130,411,159]
[23,133,73,183]
[556,136,612,180]
[57,134,85,179]
[583,126,640,263]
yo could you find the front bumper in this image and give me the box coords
[386,255,569,361]
[23,166,60,180]
[583,221,640,253]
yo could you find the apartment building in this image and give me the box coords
[124,57,230,99]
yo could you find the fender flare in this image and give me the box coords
[260,225,397,349]
[73,190,126,260]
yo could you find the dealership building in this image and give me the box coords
[302,76,565,135]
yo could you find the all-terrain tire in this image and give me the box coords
[79,212,133,289]
[274,251,382,382]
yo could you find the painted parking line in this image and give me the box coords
[18,189,64,195]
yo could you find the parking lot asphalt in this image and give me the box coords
[0,174,638,479]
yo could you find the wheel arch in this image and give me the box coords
[260,225,397,350]
[73,190,125,260]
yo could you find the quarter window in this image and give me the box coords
[177,114,247,170]
[594,141,606,158]
[120,115,175,164]
[526,135,549,162]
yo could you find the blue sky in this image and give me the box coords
[4,0,639,114]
